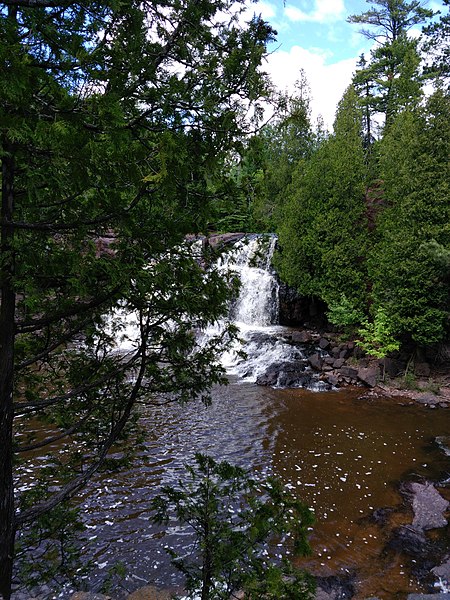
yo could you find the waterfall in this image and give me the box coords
[213,235,329,390]
[218,235,279,327]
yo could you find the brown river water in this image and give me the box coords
[59,378,450,599]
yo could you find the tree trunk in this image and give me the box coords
[0,150,17,600]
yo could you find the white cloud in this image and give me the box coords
[264,45,359,129]
[284,0,346,23]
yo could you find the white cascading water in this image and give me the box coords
[214,235,309,384]
[218,235,279,327]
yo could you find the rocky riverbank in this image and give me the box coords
[254,327,450,409]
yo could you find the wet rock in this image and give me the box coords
[339,366,358,380]
[324,356,335,365]
[369,506,395,526]
[407,594,449,600]
[315,575,354,600]
[406,482,449,531]
[127,586,172,600]
[326,374,340,387]
[70,594,112,600]
[432,556,450,589]
[319,337,330,350]
[309,353,323,370]
[357,366,379,388]
[416,394,443,406]
[256,369,279,386]
[290,330,313,344]
[333,358,345,369]
[385,526,432,563]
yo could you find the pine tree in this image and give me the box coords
[276,86,368,318]
[369,90,450,346]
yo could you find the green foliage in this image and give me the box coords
[357,308,401,358]
[423,0,450,87]
[368,90,450,346]
[151,454,315,600]
[0,0,276,595]
[326,294,365,328]
[349,1,433,133]
[276,85,368,317]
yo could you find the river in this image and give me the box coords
[18,236,450,599]
[73,378,449,599]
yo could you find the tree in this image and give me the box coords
[368,89,450,346]
[0,0,275,597]
[349,0,433,128]
[347,0,434,42]
[246,74,315,232]
[276,86,368,318]
[423,0,450,87]
[151,454,315,600]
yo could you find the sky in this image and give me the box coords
[246,0,445,129]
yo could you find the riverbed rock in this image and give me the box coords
[385,525,437,580]
[339,366,358,380]
[432,556,450,589]
[127,585,172,600]
[408,482,449,530]
[309,353,323,370]
[357,366,379,388]
[315,575,354,600]
[290,330,313,344]
[407,595,450,599]
[70,594,112,600]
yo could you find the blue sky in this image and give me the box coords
[248,0,446,128]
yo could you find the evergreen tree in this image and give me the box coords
[423,0,450,87]
[349,0,433,129]
[0,0,275,596]
[276,86,368,318]
[369,90,450,346]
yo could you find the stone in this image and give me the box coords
[290,330,313,344]
[357,366,379,388]
[324,356,334,365]
[410,482,449,530]
[127,585,172,600]
[339,366,358,379]
[333,358,345,369]
[407,594,448,600]
[308,352,323,370]
[70,594,112,600]
[327,374,340,387]
[319,337,330,350]
[432,556,450,588]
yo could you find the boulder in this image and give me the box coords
[333,358,345,369]
[357,366,379,388]
[319,337,330,350]
[127,586,172,600]
[309,353,323,370]
[339,366,358,380]
[290,330,313,344]
[409,482,449,531]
